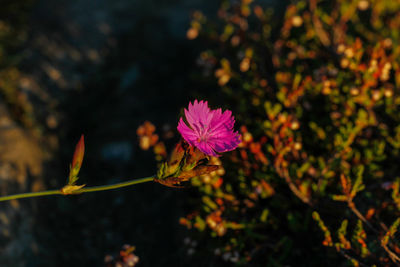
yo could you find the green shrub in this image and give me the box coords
[181,0,400,265]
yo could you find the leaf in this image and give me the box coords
[156,139,209,180]
[154,165,221,188]
[350,165,364,198]
[156,162,168,180]
[381,218,400,246]
[260,209,269,222]
[332,194,348,202]
[312,211,333,246]
[340,174,351,195]
[177,165,220,180]
[154,177,185,188]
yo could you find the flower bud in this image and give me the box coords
[68,135,85,185]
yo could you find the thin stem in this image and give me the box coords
[348,201,377,233]
[279,168,312,205]
[0,176,154,202]
[382,243,400,263]
[0,190,62,202]
[76,176,154,193]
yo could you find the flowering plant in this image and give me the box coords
[0,100,240,200]
[155,100,241,187]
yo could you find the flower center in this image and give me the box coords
[197,135,208,143]
[193,122,211,143]
[198,128,210,143]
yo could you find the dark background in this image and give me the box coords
[0,0,280,266]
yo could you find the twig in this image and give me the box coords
[382,243,400,264]
[309,0,331,47]
[280,168,312,205]
[348,201,377,233]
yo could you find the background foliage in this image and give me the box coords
[177,0,400,265]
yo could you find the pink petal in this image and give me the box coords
[208,131,241,153]
[177,118,198,146]
[196,141,218,157]
[209,109,234,133]
[187,100,213,130]
[184,108,198,134]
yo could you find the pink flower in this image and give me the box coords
[177,100,241,156]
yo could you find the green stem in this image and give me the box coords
[0,176,154,202]
[76,176,154,193]
[0,190,62,202]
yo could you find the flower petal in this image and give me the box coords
[196,141,218,157]
[178,100,241,156]
[187,100,213,130]
[208,131,241,153]
[177,118,198,146]
[209,109,235,133]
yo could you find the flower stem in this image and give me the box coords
[0,176,155,202]
[76,176,154,193]
[0,190,62,202]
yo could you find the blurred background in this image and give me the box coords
[2,0,400,266]
[0,0,226,266]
